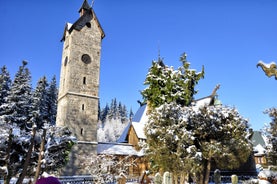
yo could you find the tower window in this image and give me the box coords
[86,22,91,28]
[81,128,83,135]
[64,57,68,66]
[82,104,85,111]
[81,54,91,64]
[83,77,86,85]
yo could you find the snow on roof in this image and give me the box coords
[193,97,212,109]
[251,131,267,147]
[132,122,146,140]
[66,22,73,30]
[97,142,139,156]
[254,144,266,156]
[117,122,131,143]
[132,105,148,123]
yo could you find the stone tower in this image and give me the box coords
[56,0,104,175]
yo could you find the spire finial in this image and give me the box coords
[157,40,163,62]
[79,0,92,16]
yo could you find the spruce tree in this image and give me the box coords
[32,76,48,129]
[4,61,32,129]
[141,53,204,110]
[100,103,109,122]
[46,76,58,125]
[264,108,277,165]
[142,53,204,179]
[0,65,11,116]
[142,53,251,184]
[129,108,134,121]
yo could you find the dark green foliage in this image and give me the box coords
[0,66,11,116]
[141,53,204,110]
[142,53,250,184]
[4,61,33,129]
[46,76,58,125]
[32,76,49,129]
[264,108,277,165]
[100,98,129,123]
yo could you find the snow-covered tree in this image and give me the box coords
[129,108,134,121]
[3,61,33,130]
[0,65,11,116]
[100,98,129,123]
[80,153,137,184]
[145,102,200,183]
[141,53,204,110]
[0,122,75,183]
[100,103,109,122]
[264,107,277,165]
[142,53,204,182]
[142,53,251,184]
[46,76,58,126]
[32,76,49,129]
[184,105,251,184]
[97,118,128,142]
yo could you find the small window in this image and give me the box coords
[81,128,83,135]
[86,22,91,28]
[81,54,91,64]
[82,104,85,111]
[83,77,86,85]
[64,57,68,66]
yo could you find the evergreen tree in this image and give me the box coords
[129,108,134,121]
[264,107,277,165]
[120,104,128,123]
[100,103,109,122]
[185,105,251,184]
[4,61,32,129]
[146,102,251,184]
[32,76,49,129]
[46,76,58,125]
[0,65,11,116]
[107,98,118,120]
[98,100,101,121]
[141,53,204,110]
[118,102,122,120]
[142,53,250,184]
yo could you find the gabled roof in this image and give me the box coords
[117,122,131,143]
[79,0,91,13]
[251,131,267,147]
[61,4,105,41]
[97,142,139,156]
[132,122,146,140]
[117,105,148,143]
[133,104,148,123]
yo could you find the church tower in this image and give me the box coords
[56,0,104,174]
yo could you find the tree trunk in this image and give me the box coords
[180,173,189,184]
[16,127,36,184]
[4,128,13,184]
[33,128,47,183]
[204,157,212,184]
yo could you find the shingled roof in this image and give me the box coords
[79,0,91,13]
[61,0,105,41]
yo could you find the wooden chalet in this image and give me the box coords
[250,131,270,166]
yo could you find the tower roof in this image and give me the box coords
[61,1,105,41]
[79,0,91,13]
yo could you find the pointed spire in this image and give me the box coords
[79,0,92,16]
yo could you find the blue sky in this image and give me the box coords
[0,0,277,130]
